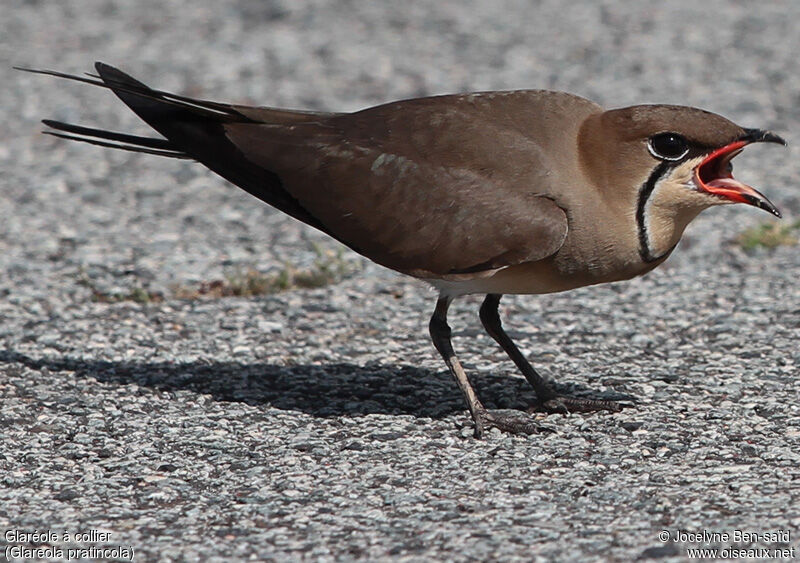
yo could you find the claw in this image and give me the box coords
[474,408,555,437]
[537,395,623,414]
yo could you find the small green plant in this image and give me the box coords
[77,245,360,303]
[225,268,277,297]
[76,269,164,303]
[173,244,360,300]
[292,243,357,289]
[736,220,800,250]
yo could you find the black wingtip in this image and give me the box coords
[94,62,119,81]
[94,62,129,79]
[93,62,153,93]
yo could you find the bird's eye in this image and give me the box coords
[647,133,689,161]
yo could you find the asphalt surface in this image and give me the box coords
[1,1,799,561]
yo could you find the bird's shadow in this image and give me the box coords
[0,350,629,420]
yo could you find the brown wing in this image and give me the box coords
[35,64,592,278]
[225,91,599,277]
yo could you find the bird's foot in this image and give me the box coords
[536,395,624,414]
[472,408,554,438]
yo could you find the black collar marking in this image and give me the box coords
[637,161,676,263]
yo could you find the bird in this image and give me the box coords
[19,62,785,437]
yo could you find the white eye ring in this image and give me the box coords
[647,133,690,161]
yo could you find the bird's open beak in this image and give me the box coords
[694,129,785,218]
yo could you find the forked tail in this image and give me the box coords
[16,62,261,159]
[40,119,190,159]
[18,62,329,231]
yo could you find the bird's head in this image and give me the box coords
[578,104,785,262]
[582,104,785,218]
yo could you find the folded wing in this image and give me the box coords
[36,63,581,278]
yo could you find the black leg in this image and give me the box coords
[479,294,622,414]
[429,296,486,436]
[429,296,548,437]
[479,293,557,402]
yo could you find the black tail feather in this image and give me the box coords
[16,65,255,121]
[43,131,191,159]
[18,63,250,161]
[21,62,333,233]
[43,119,177,151]
[41,119,190,159]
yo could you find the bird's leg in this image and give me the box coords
[479,294,621,414]
[429,296,547,437]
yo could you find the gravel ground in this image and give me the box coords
[2,1,799,561]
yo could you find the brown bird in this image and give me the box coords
[21,63,785,437]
